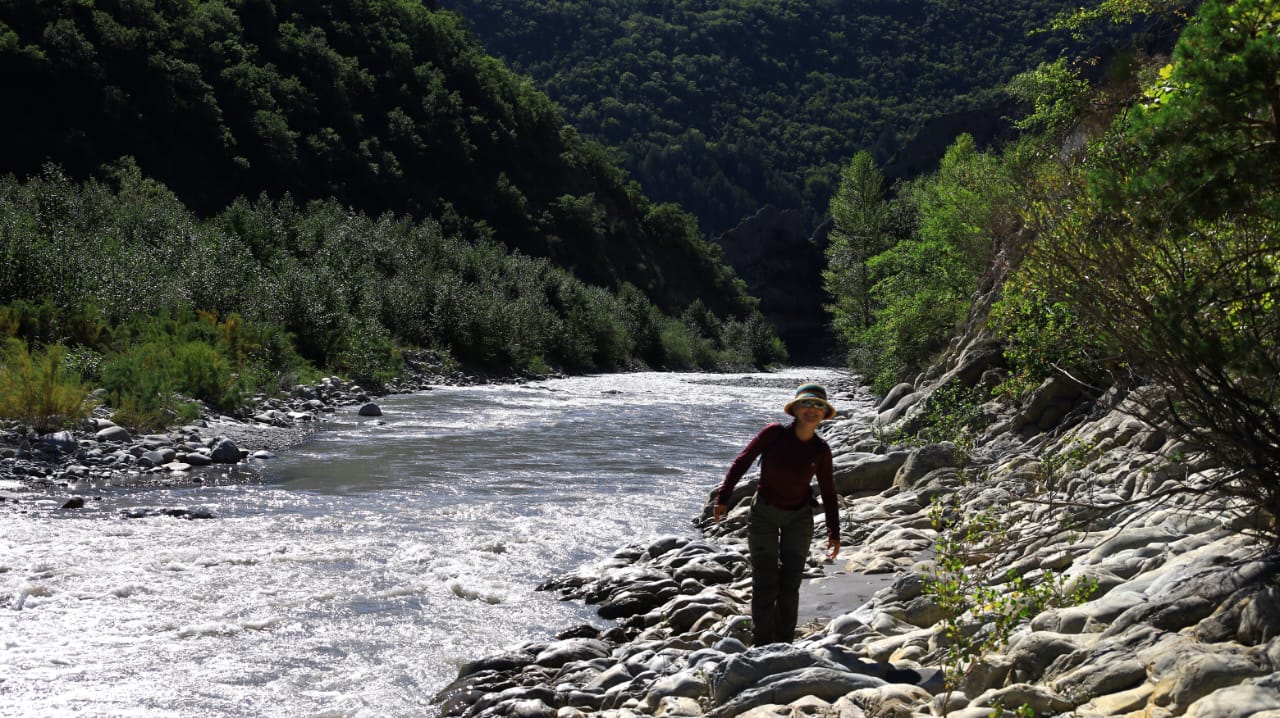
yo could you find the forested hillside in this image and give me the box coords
[0,0,752,318]
[439,0,1083,235]
[0,0,785,434]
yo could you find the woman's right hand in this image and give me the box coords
[712,503,727,524]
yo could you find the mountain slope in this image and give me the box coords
[439,0,1080,235]
[0,0,753,317]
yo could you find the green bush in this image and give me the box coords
[328,316,403,391]
[658,318,697,370]
[0,338,95,433]
[99,338,231,427]
[97,309,310,427]
[988,273,1104,398]
[0,298,107,349]
[925,497,1096,715]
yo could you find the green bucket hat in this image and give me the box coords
[784,382,835,420]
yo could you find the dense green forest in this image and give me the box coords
[0,0,785,433]
[439,0,1086,234]
[824,0,1280,519]
[0,0,753,317]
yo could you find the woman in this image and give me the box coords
[713,383,840,645]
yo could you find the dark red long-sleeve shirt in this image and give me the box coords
[717,422,840,541]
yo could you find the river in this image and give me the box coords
[1,368,847,718]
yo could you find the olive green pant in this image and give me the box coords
[747,498,814,645]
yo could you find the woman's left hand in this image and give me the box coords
[826,537,840,561]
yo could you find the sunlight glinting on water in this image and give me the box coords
[1,369,845,717]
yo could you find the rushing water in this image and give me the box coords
[1,369,847,718]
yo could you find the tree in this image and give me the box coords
[823,151,891,342]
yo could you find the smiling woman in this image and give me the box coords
[713,381,841,646]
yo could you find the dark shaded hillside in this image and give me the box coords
[439,0,1080,235]
[0,0,753,318]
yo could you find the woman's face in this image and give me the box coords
[793,400,827,425]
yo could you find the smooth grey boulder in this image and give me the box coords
[833,452,909,495]
[876,383,916,413]
[874,391,922,428]
[642,671,713,713]
[36,431,77,454]
[95,425,131,442]
[894,442,959,489]
[709,667,887,718]
[1149,649,1270,713]
[357,402,382,417]
[1185,673,1280,718]
[534,638,610,668]
[708,644,846,705]
[971,683,1073,715]
[138,448,176,467]
[673,559,735,585]
[1050,656,1147,702]
[1006,632,1091,684]
[597,589,664,620]
[452,647,540,680]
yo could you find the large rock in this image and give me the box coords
[95,425,131,442]
[208,437,242,463]
[1184,673,1280,717]
[893,443,959,489]
[709,667,887,718]
[533,638,610,668]
[1147,647,1270,713]
[1014,374,1089,432]
[876,383,916,413]
[833,452,910,495]
[1005,631,1092,684]
[672,559,735,586]
[36,430,77,454]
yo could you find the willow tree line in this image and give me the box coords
[0,165,784,432]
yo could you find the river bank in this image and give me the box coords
[434,348,1280,717]
[0,356,555,513]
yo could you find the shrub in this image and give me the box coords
[925,497,1096,715]
[328,315,403,390]
[988,274,1105,398]
[658,318,697,370]
[99,339,228,428]
[0,298,107,349]
[99,309,308,425]
[0,338,95,433]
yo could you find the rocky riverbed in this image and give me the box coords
[434,348,1280,717]
[0,357,545,514]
